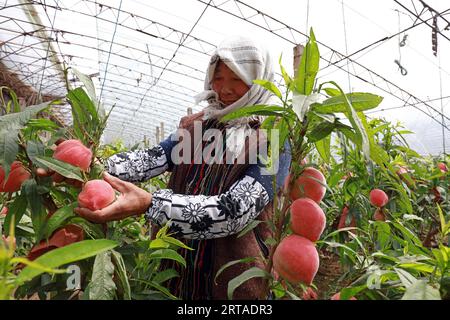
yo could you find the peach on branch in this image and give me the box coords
[290,198,326,242]
[438,162,448,173]
[331,292,357,300]
[78,179,116,211]
[285,167,327,203]
[373,208,386,221]
[337,206,356,230]
[53,139,92,171]
[273,234,319,286]
[369,189,389,208]
[0,161,31,193]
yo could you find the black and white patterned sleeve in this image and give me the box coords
[105,145,169,182]
[145,175,270,240]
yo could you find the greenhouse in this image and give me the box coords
[0,0,449,302]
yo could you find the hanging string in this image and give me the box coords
[341,0,352,92]
[438,49,446,155]
[395,9,408,76]
[305,0,310,36]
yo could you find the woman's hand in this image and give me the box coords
[74,172,152,223]
[179,111,204,129]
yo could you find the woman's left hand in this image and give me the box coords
[74,172,152,223]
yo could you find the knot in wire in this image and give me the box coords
[394,59,408,76]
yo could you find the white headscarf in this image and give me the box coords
[195,36,277,156]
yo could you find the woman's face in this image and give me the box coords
[211,61,250,107]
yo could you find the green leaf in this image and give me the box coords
[253,79,282,100]
[152,269,179,285]
[21,179,46,240]
[323,87,341,97]
[220,105,286,122]
[33,155,83,182]
[160,236,194,251]
[71,68,98,109]
[374,221,391,251]
[315,134,331,162]
[308,121,336,142]
[111,250,131,300]
[88,251,117,300]
[16,239,118,285]
[279,54,292,90]
[27,118,60,131]
[214,257,256,285]
[401,280,441,300]
[4,192,28,236]
[394,267,417,288]
[148,249,186,268]
[313,93,383,114]
[237,220,263,238]
[294,28,319,95]
[0,102,53,170]
[398,263,436,274]
[340,285,366,300]
[227,267,270,300]
[43,203,77,239]
[149,238,170,249]
[26,140,45,164]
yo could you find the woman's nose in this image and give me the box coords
[220,83,233,94]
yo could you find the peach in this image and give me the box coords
[78,180,116,211]
[438,162,448,173]
[53,139,92,171]
[0,161,31,193]
[273,234,319,286]
[286,167,327,203]
[1,207,8,216]
[301,287,318,300]
[373,208,386,221]
[369,189,389,208]
[331,292,357,300]
[290,198,326,242]
[337,206,356,230]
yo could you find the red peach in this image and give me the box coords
[337,206,356,230]
[0,161,31,193]
[273,234,319,286]
[53,139,92,171]
[331,292,357,300]
[438,162,448,173]
[373,208,386,221]
[396,166,408,175]
[369,189,389,208]
[301,287,318,300]
[1,207,8,216]
[286,167,327,203]
[78,180,116,211]
[290,198,326,242]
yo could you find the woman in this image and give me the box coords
[76,36,291,299]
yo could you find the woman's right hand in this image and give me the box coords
[179,111,204,129]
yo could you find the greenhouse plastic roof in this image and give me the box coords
[1,0,449,155]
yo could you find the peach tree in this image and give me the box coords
[216,28,426,300]
[0,70,187,300]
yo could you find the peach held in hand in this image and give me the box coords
[0,161,31,193]
[273,234,319,286]
[286,167,326,203]
[290,198,326,242]
[369,189,389,208]
[78,180,116,211]
[53,139,92,171]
